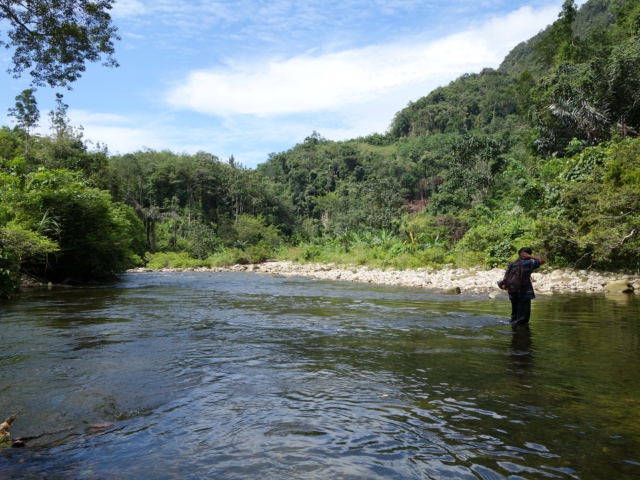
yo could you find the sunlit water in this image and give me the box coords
[1,272,639,479]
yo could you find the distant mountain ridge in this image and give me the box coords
[499,0,616,76]
[388,0,620,141]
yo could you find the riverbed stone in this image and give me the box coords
[439,287,462,294]
[605,280,634,293]
[124,262,634,295]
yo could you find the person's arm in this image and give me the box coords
[500,263,511,289]
[520,252,546,265]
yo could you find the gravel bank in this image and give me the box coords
[129,261,640,296]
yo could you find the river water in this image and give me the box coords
[1,272,639,479]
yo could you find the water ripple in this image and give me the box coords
[1,272,639,478]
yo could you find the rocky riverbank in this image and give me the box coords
[128,261,640,296]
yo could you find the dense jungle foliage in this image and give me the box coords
[1,0,639,297]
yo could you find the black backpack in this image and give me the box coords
[505,260,525,294]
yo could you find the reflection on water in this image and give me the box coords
[0,272,639,479]
[510,325,533,375]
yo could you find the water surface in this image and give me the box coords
[1,272,639,479]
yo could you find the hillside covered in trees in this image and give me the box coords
[1,0,640,297]
[257,0,640,269]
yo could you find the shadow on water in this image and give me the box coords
[0,272,639,479]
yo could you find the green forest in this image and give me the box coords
[1,0,640,297]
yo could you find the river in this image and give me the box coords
[1,272,639,479]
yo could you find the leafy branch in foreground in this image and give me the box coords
[0,0,120,88]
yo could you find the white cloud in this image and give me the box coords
[166,5,558,117]
[79,124,167,154]
[113,0,420,29]
[112,0,148,18]
[62,109,166,154]
[70,2,563,167]
[71,110,130,124]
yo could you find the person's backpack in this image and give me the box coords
[504,260,525,294]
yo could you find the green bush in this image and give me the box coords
[418,246,447,266]
[302,245,323,261]
[207,249,240,267]
[401,213,466,247]
[1,168,144,281]
[145,252,206,269]
[0,223,60,265]
[484,240,515,268]
[245,243,274,263]
[235,214,282,248]
[186,222,220,259]
[0,247,20,299]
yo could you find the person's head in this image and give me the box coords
[518,247,532,257]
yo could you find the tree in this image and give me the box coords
[48,93,70,139]
[0,0,119,88]
[535,62,610,154]
[615,0,640,39]
[440,135,503,204]
[607,37,640,136]
[534,0,579,67]
[537,139,640,268]
[0,246,20,298]
[9,168,144,281]
[7,88,39,152]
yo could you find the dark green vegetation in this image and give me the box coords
[2,0,640,297]
[257,0,640,270]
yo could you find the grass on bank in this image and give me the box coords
[144,243,467,271]
[145,244,274,269]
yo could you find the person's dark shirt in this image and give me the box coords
[505,259,541,299]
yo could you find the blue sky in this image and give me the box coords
[1,0,582,168]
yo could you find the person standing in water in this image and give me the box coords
[501,247,545,327]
